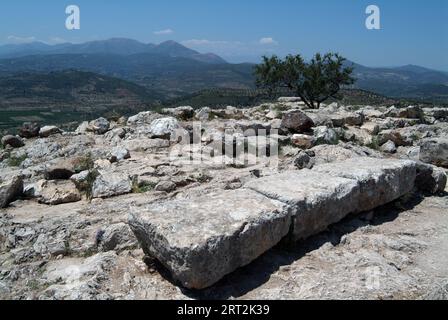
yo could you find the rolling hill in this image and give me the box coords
[0,39,447,103]
[0,70,164,132]
[0,70,160,111]
[0,52,254,97]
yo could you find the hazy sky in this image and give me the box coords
[0,0,447,70]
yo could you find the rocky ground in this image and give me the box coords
[0,99,447,300]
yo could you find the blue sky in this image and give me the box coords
[0,0,447,70]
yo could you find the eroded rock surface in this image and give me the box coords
[1,101,447,299]
[129,189,291,289]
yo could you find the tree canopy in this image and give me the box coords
[254,53,355,109]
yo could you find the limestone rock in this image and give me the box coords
[147,117,182,140]
[419,138,448,168]
[361,122,380,135]
[0,176,23,208]
[40,252,117,300]
[310,145,360,165]
[123,139,170,152]
[97,223,138,252]
[265,110,281,120]
[39,180,81,205]
[281,110,314,134]
[104,128,126,142]
[247,158,416,241]
[415,162,447,194]
[1,135,24,148]
[344,127,374,146]
[195,107,211,121]
[223,106,243,119]
[0,150,8,162]
[278,97,302,103]
[154,180,177,193]
[45,158,81,180]
[88,117,110,135]
[396,106,424,119]
[307,113,333,127]
[331,112,364,127]
[294,150,316,169]
[69,170,90,190]
[33,230,70,257]
[313,158,417,212]
[313,126,339,145]
[291,134,315,149]
[108,147,130,163]
[246,170,360,241]
[378,130,412,147]
[75,121,90,134]
[129,189,291,289]
[163,106,194,120]
[230,120,272,136]
[423,107,448,121]
[39,126,62,138]
[380,140,397,154]
[92,171,132,199]
[127,111,157,125]
[19,122,40,138]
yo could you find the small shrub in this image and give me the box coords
[194,172,213,183]
[8,154,27,167]
[84,169,100,200]
[257,104,271,112]
[73,153,94,173]
[366,136,380,150]
[27,279,41,291]
[409,133,420,142]
[131,178,157,194]
[104,110,122,122]
[271,103,289,112]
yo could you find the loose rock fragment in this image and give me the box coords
[0,176,24,208]
[91,171,132,199]
[39,180,82,205]
[419,138,448,168]
[1,135,24,148]
[39,126,62,138]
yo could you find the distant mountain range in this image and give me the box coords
[349,62,448,102]
[0,38,226,64]
[0,38,447,103]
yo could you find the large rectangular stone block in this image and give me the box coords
[247,158,416,241]
[129,158,417,289]
[128,189,291,289]
[246,170,361,240]
[313,158,417,212]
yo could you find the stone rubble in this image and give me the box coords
[0,101,447,298]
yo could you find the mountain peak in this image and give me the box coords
[158,40,181,46]
[0,38,227,64]
[394,64,435,74]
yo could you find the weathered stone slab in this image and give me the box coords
[128,189,291,289]
[129,157,418,289]
[246,158,416,241]
[246,170,360,240]
[313,158,417,212]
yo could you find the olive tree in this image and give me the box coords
[255,53,355,109]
